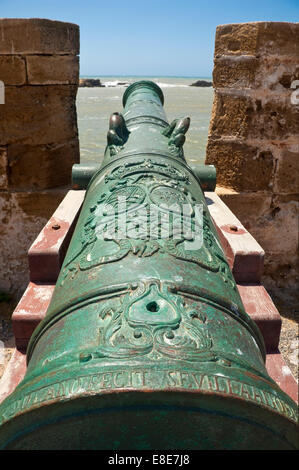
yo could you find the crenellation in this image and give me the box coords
[0,18,79,55]
[206,21,299,289]
[0,19,80,297]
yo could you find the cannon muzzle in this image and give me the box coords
[0,81,297,449]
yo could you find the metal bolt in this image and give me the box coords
[230,225,238,232]
[52,224,61,230]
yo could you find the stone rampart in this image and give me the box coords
[206,22,299,292]
[0,19,80,298]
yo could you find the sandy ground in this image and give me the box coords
[0,316,14,381]
[0,289,298,383]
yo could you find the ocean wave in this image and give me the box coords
[156,82,188,88]
[102,81,130,87]
[101,80,189,89]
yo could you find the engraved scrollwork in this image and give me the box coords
[105,159,190,185]
[59,158,235,291]
[79,281,216,363]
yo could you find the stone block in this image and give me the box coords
[213,55,259,88]
[209,90,299,140]
[209,91,253,139]
[250,97,299,141]
[27,55,79,85]
[215,189,299,289]
[0,18,79,55]
[274,149,299,194]
[256,22,299,57]
[0,85,78,145]
[0,146,8,189]
[0,55,26,85]
[255,58,299,92]
[7,139,79,190]
[12,189,68,218]
[215,188,272,232]
[215,22,299,57]
[216,190,298,254]
[206,140,274,191]
[214,23,259,56]
[213,55,299,91]
[245,199,298,255]
[263,251,299,289]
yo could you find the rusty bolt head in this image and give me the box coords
[52,224,61,230]
[230,225,238,232]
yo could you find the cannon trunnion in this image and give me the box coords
[0,81,297,450]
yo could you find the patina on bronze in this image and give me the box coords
[0,81,297,449]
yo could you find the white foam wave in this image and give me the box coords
[103,81,130,87]
[101,80,189,89]
[156,82,188,88]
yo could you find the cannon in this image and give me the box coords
[0,81,297,449]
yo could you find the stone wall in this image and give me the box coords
[206,22,299,291]
[0,19,80,299]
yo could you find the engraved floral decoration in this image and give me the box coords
[79,280,216,363]
[59,159,236,291]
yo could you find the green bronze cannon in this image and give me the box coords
[0,81,297,449]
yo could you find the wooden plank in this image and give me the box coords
[237,283,282,353]
[28,190,85,282]
[205,192,264,282]
[12,282,55,350]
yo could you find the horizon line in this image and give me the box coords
[79,75,213,79]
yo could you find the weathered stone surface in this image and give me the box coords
[0,85,78,145]
[210,91,299,140]
[0,190,68,296]
[7,139,79,190]
[209,91,253,139]
[216,187,272,230]
[215,22,299,57]
[0,18,79,55]
[249,199,298,254]
[0,19,80,300]
[27,55,79,85]
[13,190,68,218]
[213,55,299,91]
[215,23,259,56]
[216,188,299,288]
[213,56,259,88]
[250,97,299,140]
[206,140,274,191]
[274,149,299,194]
[263,251,299,289]
[255,58,299,92]
[0,146,8,189]
[207,21,299,289]
[256,22,299,57]
[0,55,26,85]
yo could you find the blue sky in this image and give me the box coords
[1,0,298,76]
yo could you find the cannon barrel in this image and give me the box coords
[0,81,297,449]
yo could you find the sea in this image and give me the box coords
[76,76,214,165]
